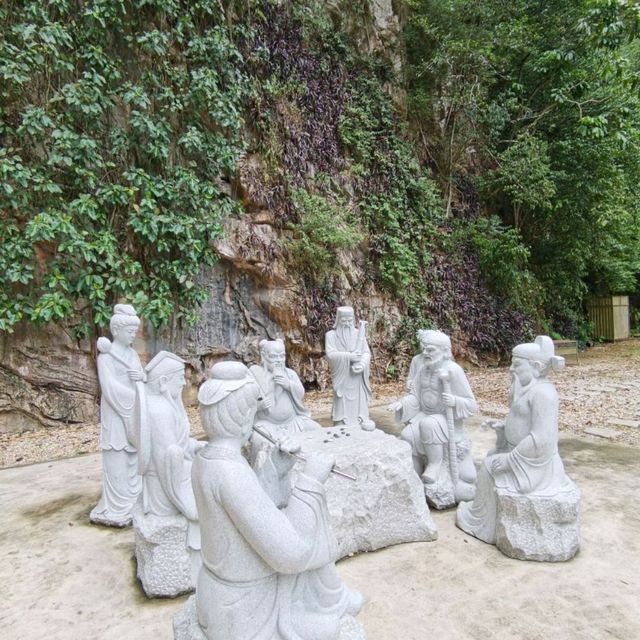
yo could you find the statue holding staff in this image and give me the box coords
[388,329,477,508]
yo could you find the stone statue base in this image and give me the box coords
[89,506,132,528]
[134,507,200,597]
[292,426,437,557]
[173,595,367,640]
[423,440,476,510]
[495,483,581,562]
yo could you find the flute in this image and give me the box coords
[252,424,356,481]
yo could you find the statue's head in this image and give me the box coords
[198,361,260,443]
[145,351,186,399]
[333,306,355,330]
[511,335,564,384]
[109,304,140,346]
[417,329,451,366]
[259,338,286,373]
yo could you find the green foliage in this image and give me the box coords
[284,188,363,283]
[0,0,250,334]
[458,216,542,316]
[405,0,640,335]
[338,72,443,294]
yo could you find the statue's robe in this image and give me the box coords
[91,347,142,524]
[457,378,574,543]
[325,329,372,427]
[143,393,200,551]
[192,446,357,640]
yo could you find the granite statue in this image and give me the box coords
[90,303,143,527]
[388,329,477,509]
[173,361,366,640]
[134,351,202,597]
[249,338,322,438]
[325,306,375,431]
[456,336,581,561]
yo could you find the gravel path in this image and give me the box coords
[2,339,639,469]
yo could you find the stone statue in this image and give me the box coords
[456,336,580,561]
[388,329,477,509]
[173,361,365,640]
[325,306,375,431]
[90,303,143,527]
[134,351,202,596]
[249,338,322,438]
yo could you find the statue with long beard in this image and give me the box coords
[325,306,375,431]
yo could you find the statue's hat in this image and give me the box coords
[198,361,256,406]
[145,351,185,381]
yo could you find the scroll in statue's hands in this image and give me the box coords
[387,401,402,413]
[303,452,335,484]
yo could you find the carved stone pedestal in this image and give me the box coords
[134,507,199,597]
[173,595,367,640]
[291,426,438,558]
[496,483,581,562]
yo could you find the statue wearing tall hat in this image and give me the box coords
[456,336,580,561]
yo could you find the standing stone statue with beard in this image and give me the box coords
[388,329,477,509]
[325,306,375,431]
[134,350,202,596]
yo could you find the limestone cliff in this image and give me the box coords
[0,0,408,433]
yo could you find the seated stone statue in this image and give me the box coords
[134,351,202,596]
[249,338,322,438]
[456,336,580,561]
[325,306,375,431]
[173,361,365,640]
[90,303,143,527]
[388,329,477,508]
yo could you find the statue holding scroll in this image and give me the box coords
[325,306,375,431]
[173,361,365,640]
[388,329,477,508]
[90,304,143,527]
[456,336,580,561]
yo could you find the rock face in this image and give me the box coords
[173,595,367,640]
[495,484,581,562]
[0,0,411,435]
[134,508,198,598]
[291,426,437,558]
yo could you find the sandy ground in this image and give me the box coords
[1,406,639,640]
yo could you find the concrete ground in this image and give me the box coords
[1,409,639,640]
